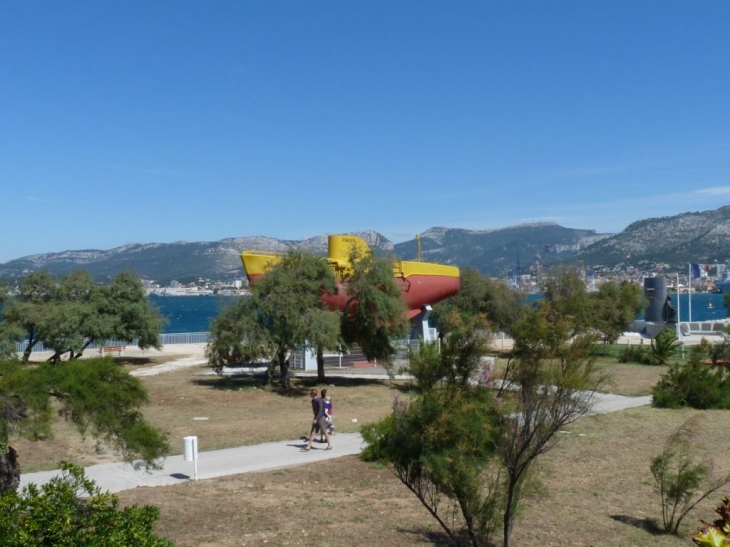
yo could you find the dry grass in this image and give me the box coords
[118,407,730,547]
[13,364,407,471]
[13,354,730,546]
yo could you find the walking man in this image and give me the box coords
[303,388,332,451]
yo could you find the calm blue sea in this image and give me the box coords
[151,292,728,334]
[150,295,241,333]
[665,292,727,322]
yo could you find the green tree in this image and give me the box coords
[362,312,502,547]
[433,268,524,335]
[207,251,339,387]
[2,270,58,363]
[341,252,409,366]
[78,271,165,358]
[0,356,170,493]
[0,462,172,546]
[498,312,607,547]
[365,270,610,547]
[541,269,595,335]
[1,270,164,363]
[592,280,645,343]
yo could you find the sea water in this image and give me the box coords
[149,294,241,333]
[150,292,728,334]
[669,292,727,322]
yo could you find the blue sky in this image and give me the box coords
[1,2,729,263]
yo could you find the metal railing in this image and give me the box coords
[16,332,211,354]
[15,332,428,364]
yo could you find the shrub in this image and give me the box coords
[618,345,651,364]
[652,350,730,409]
[0,462,173,546]
[650,416,730,535]
[650,330,681,366]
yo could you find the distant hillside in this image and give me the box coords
[575,205,730,269]
[394,223,609,277]
[0,231,394,284]
[3,205,730,282]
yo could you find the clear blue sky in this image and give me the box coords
[1,2,729,263]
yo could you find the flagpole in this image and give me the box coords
[676,272,681,343]
[688,263,693,323]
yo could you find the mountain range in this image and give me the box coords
[2,205,730,283]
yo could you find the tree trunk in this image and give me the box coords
[0,445,21,493]
[317,346,326,383]
[280,355,291,388]
[22,333,38,364]
[265,361,276,386]
[275,347,291,388]
[73,341,93,360]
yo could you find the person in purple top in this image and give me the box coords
[320,389,334,442]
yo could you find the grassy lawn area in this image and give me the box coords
[12,352,729,546]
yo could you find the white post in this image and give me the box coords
[183,436,199,481]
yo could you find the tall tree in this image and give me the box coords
[78,271,165,358]
[363,271,610,547]
[1,270,164,363]
[497,319,607,547]
[207,251,339,387]
[341,252,408,365]
[591,280,645,343]
[2,270,57,363]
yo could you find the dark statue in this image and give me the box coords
[662,295,677,324]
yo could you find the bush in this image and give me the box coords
[652,356,730,410]
[0,462,173,546]
[651,416,730,535]
[618,345,652,364]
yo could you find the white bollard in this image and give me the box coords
[183,435,198,481]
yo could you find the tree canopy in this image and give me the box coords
[0,356,170,493]
[432,268,525,335]
[434,268,644,345]
[362,271,612,547]
[340,252,408,365]
[0,462,173,545]
[208,249,410,385]
[1,270,164,363]
[208,251,339,387]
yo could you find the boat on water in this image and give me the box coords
[240,234,460,319]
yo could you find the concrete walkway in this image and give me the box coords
[19,433,366,494]
[17,344,653,494]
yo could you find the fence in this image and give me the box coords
[15,332,211,354]
[15,332,427,365]
[289,338,425,370]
